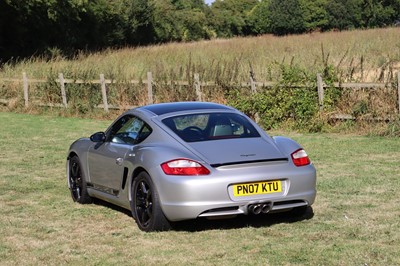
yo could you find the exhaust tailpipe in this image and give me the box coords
[248,204,262,215]
[261,203,271,214]
[249,203,272,215]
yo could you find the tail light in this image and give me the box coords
[291,149,310,167]
[161,159,210,175]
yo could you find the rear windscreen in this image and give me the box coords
[162,113,260,142]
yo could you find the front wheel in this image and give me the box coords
[131,172,171,232]
[68,156,92,204]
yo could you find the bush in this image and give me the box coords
[227,63,341,132]
[381,117,400,137]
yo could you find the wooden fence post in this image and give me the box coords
[317,73,324,111]
[100,74,109,112]
[250,74,257,94]
[249,71,259,122]
[23,72,29,107]
[58,73,67,108]
[397,72,400,114]
[147,72,153,104]
[194,73,202,101]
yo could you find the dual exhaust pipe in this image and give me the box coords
[248,203,271,215]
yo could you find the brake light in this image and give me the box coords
[291,149,310,167]
[161,159,210,175]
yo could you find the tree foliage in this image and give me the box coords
[247,0,272,35]
[207,0,258,37]
[152,0,211,42]
[268,0,307,35]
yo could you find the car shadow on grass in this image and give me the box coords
[172,207,314,232]
[93,198,314,232]
[92,198,133,217]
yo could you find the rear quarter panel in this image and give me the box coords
[272,136,304,157]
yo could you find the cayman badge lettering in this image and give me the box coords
[240,154,256,157]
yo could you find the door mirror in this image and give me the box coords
[90,132,106,142]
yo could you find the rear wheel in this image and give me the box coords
[69,156,92,204]
[131,172,171,232]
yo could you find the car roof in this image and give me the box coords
[137,102,233,116]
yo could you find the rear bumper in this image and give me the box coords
[152,162,317,221]
[162,191,316,221]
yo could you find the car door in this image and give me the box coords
[87,115,149,195]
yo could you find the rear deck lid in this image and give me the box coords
[188,137,287,167]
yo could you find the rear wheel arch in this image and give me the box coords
[129,167,147,201]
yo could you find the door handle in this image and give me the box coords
[116,158,123,165]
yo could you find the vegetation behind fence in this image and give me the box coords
[1,67,399,133]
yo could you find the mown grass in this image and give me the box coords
[1,112,399,265]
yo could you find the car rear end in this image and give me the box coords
[149,110,316,221]
[156,155,316,221]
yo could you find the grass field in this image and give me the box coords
[1,27,399,83]
[1,111,399,265]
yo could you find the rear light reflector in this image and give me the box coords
[291,149,310,167]
[161,159,210,175]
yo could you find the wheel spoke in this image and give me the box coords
[146,202,153,217]
[141,210,149,226]
[69,176,76,187]
[140,182,148,194]
[71,162,79,177]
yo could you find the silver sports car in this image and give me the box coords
[67,102,316,231]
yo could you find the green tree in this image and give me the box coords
[0,0,156,59]
[268,0,307,35]
[172,0,206,9]
[300,0,329,31]
[0,0,21,60]
[208,0,258,37]
[361,0,399,27]
[325,0,363,30]
[116,0,155,45]
[247,0,272,35]
[152,0,211,42]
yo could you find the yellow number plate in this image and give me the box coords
[233,180,282,197]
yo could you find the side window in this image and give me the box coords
[108,115,151,144]
[136,124,152,143]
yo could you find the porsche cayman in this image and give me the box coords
[67,102,316,231]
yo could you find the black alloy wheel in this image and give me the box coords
[135,179,153,227]
[69,156,92,204]
[131,172,171,232]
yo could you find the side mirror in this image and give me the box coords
[90,132,106,142]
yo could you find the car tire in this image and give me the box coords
[68,156,92,204]
[131,171,171,232]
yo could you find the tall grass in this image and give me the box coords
[1,28,399,82]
